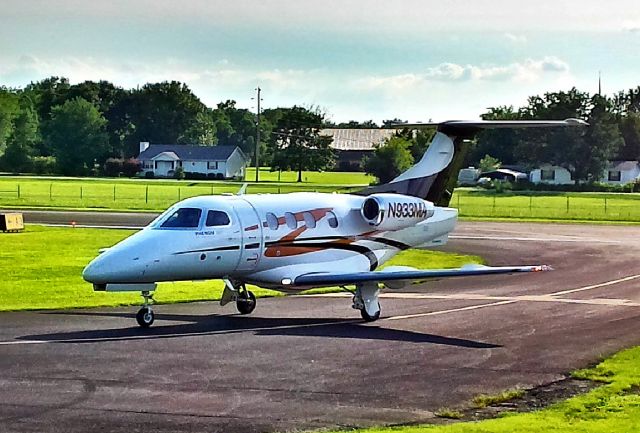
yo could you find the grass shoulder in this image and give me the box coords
[321,346,640,432]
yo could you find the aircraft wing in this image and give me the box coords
[291,264,551,287]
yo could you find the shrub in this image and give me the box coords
[207,173,217,180]
[104,158,123,177]
[144,171,155,179]
[184,171,207,180]
[215,173,224,180]
[174,167,185,180]
[122,158,141,177]
[32,156,57,175]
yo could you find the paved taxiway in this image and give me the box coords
[2,212,640,432]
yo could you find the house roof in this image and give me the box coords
[321,129,400,151]
[608,161,639,171]
[152,151,179,161]
[139,144,242,161]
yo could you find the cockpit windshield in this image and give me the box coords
[159,207,202,228]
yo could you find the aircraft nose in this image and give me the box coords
[82,260,100,283]
[82,251,149,284]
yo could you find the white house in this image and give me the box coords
[529,165,573,185]
[600,161,640,184]
[138,142,248,179]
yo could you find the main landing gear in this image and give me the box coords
[352,282,381,322]
[136,290,155,328]
[221,279,257,315]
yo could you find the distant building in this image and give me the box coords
[321,129,400,171]
[600,161,640,184]
[480,168,528,183]
[529,165,573,185]
[457,167,481,185]
[138,142,248,179]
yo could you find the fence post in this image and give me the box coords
[49,183,53,200]
[113,185,116,201]
[211,185,214,195]
[145,185,149,203]
[529,195,533,212]
[80,186,83,200]
[178,187,181,201]
[566,196,569,213]
[17,184,20,198]
[492,195,496,210]
[604,197,607,214]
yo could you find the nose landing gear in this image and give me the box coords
[136,290,155,328]
[221,279,257,315]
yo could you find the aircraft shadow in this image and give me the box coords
[25,312,500,349]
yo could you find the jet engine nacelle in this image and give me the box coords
[360,193,434,230]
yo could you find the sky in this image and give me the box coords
[2,0,640,122]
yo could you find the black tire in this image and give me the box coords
[136,307,155,328]
[237,290,257,315]
[360,303,381,322]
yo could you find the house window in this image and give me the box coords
[541,169,555,181]
[266,212,279,230]
[284,212,297,229]
[326,211,338,228]
[608,170,621,182]
[208,161,218,170]
[303,212,316,229]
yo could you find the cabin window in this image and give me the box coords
[326,211,338,228]
[266,212,279,230]
[608,170,621,182]
[206,210,230,226]
[303,212,316,229]
[208,161,218,170]
[541,169,555,181]
[160,208,202,228]
[285,212,297,229]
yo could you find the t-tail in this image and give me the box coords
[359,118,587,207]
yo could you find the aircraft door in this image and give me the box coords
[232,199,263,271]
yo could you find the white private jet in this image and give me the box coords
[83,119,586,327]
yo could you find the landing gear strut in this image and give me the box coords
[136,290,155,328]
[352,282,381,322]
[221,279,257,315]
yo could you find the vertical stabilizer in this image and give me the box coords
[358,119,587,206]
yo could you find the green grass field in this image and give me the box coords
[329,346,640,433]
[2,175,640,223]
[0,170,373,211]
[0,225,481,311]
[452,188,640,223]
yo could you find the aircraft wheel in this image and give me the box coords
[360,303,381,322]
[136,307,155,328]
[237,290,257,315]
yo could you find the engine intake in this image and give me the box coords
[361,194,434,230]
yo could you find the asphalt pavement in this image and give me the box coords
[1,213,640,432]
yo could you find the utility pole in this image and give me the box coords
[255,86,262,182]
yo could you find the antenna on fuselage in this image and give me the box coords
[237,183,248,195]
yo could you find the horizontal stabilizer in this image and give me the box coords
[397,118,588,132]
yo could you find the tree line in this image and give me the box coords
[0,77,337,178]
[364,87,640,184]
[2,76,640,184]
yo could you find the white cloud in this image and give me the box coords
[355,57,570,91]
[504,33,527,44]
